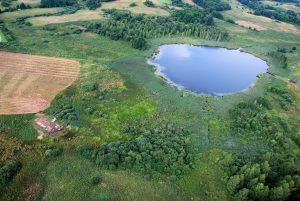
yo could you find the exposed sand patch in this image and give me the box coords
[0,51,80,114]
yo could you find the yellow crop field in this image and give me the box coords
[0,52,80,114]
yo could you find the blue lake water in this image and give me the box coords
[150,44,268,96]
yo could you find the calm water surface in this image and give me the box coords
[150,44,268,95]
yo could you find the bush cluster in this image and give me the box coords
[78,122,193,178]
[229,97,290,137]
[48,104,79,124]
[0,160,21,185]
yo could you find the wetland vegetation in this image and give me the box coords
[0,0,299,201]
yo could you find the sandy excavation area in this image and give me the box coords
[0,51,80,115]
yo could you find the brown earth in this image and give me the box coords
[0,51,80,114]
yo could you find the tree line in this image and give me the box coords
[86,9,229,49]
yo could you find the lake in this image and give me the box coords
[149,44,268,96]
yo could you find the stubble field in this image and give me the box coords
[0,52,80,114]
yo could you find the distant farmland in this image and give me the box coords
[0,52,80,114]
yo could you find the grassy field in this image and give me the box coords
[42,155,188,201]
[1,8,63,20]
[28,8,103,26]
[0,51,79,114]
[261,1,300,13]
[0,1,299,201]
[96,0,170,16]
[223,0,300,34]
[28,0,170,26]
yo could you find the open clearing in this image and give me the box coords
[1,7,63,20]
[0,52,80,115]
[223,0,300,34]
[101,0,169,16]
[28,0,169,25]
[236,20,267,30]
[28,8,103,26]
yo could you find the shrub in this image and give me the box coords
[78,122,193,177]
[45,148,62,158]
[0,160,21,185]
[81,81,98,92]
[143,0,155,7]
[129,2,137,7]
[91,176,101,185]
[131,37,146,50]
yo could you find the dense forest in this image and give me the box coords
[238,0,300,25]
[86,9,228,49]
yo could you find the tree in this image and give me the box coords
[233,188,249,201]
[131,37,147,50]
[251,183,269,200]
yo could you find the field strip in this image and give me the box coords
[0,51,80,115]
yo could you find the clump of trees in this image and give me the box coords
[221,152,300,201]
[238,0,300,25]
[143,0,155,7]
[131,37,147,50]
[229,97,291,137]
[85,0,102,10]
[86,9,228,49]
[45,148,62,158]
[193,0,231,11]
[47,104,79,124]
[40,0,76,8]
[223,94,300,201]
[172,7,215,25]
[0,160,21,185]
[268,86,294,110]
[0,20,15,42]
[268,51,288,69]
[78,121,194,178]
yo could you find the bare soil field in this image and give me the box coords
[0,52,80,114]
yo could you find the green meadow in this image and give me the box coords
[0,1,299,201]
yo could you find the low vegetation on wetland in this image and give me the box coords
[0,0,299,200]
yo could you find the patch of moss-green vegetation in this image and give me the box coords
[0,114,37,141]
[0,1,299,200]
[42,155,189,201]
